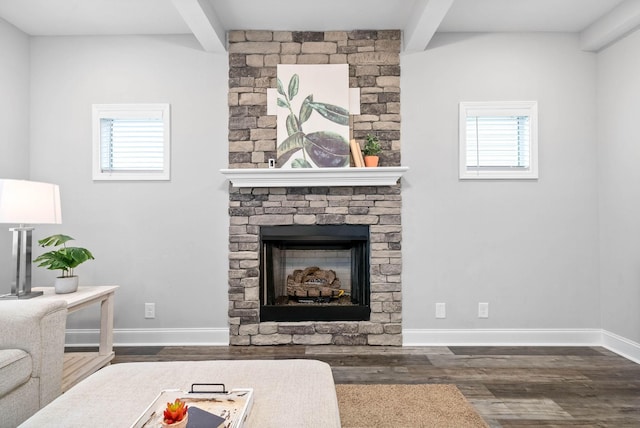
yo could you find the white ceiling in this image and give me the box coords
[0,0,636,52]
[439,0,625,32]
[0,0,627,36]
[0,0,191,35]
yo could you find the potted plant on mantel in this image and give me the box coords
[34,234,95,294]
[362,134,382,167]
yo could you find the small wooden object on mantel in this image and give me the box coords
[350,139,365,167]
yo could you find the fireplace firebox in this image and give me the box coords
[260,225,371,322]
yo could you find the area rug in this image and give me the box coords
[336,384,488,428]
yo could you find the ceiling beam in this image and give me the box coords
[580,0,640,52]
[403,0,454,53]
[172,0,226,52]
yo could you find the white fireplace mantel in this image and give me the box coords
[220,167,409,188]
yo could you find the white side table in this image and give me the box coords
[33,285,119,391]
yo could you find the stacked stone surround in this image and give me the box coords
[227,30,402,346]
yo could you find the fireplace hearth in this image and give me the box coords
[260,225,370,322]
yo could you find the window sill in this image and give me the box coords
[220,166,409,188]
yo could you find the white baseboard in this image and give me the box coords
[403,328,640,363]
[402,328,603,346]
[65,328,230,347]
[65,327,640,365]
[601,330,640,364]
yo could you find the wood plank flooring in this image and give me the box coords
[72,345,640,427]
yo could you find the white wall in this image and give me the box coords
[13,29,637,348]
[597,28,640,344]
[28,35,230,343]
[401,33,600,337]
[0,19,29,178]
[0,18,30,289]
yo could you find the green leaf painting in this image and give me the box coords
[277,97,289,108]
[277,78,286,96]
[304,131,350,168]
[291,158,313,168]
[279,131,305,153]
[276,65,350,168]
[308,102,350,126]
[299,95,313,125]
[288,74,299,100]
[286,114,299,136]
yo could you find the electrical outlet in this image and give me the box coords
[478,302,489,318]
[268,158,276,168]
[145,303,155,319]
[435,302,446,319]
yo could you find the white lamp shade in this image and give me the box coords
[0,179,62,225]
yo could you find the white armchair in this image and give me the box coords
[0,299,67,427]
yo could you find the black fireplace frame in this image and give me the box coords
[260,224,371,322]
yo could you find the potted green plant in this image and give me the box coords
[34,234,95,294]
[362,134,382,167]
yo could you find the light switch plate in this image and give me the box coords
[436,302,446,319]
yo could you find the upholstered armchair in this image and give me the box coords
[0,299,67,427]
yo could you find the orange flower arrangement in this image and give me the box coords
[163,398,188,426]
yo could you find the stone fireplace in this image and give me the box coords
[226,30,402,346]
[260,224,371,322]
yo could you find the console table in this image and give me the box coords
[33,285,119,391]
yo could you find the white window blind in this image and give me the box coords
[466,115,530,168]
[100,118,164,172]
[92,104,170,181]
[459,101,538,180]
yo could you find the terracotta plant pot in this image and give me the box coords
[364,155,379,167]
[54,276,79,294]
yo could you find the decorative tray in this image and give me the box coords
[131,384,253,428]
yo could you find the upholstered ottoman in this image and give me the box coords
[21,359,341,428]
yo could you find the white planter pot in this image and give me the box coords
[55,276,79,294]
[162,414,188,428]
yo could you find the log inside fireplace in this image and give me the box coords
[260,225,371,322]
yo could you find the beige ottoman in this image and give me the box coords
[20,359,340,428]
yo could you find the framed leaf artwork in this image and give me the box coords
[276,64,350,168]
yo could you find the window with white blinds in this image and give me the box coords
[459,101,538,180]
[92,104,171,181]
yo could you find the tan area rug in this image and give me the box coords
[336,384,488,428]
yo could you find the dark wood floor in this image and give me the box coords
[92,345,640,427]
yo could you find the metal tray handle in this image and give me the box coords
[189,383,228,394]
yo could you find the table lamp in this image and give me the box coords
[0,179,62,299]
